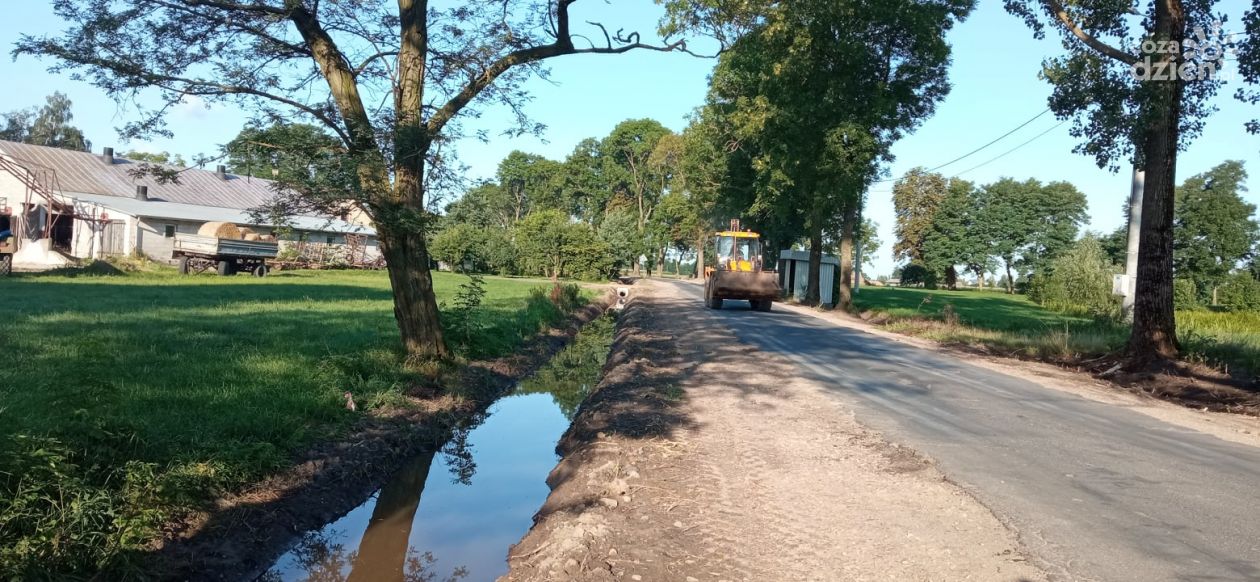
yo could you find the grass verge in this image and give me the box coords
[0,267,591,580]
[852,286,1259,379]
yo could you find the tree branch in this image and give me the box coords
[1044,0,1138,65]
[426,0,698,136]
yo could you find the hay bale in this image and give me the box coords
[198,222,241,239]
[259,234,277,242]
[238,226,256,239]
[243,233,262,241]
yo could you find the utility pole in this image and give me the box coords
[1122,168,1144,321]
[853,207,862,294]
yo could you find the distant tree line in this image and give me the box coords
[892,160,1260,315]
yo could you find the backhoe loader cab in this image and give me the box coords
[703,220,781,311]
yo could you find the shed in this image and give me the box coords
[778,250,841,306]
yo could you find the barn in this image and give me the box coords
[0,140,378,268]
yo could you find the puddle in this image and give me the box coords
[260,315,615,582]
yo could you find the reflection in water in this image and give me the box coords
[262,314,615,582]
[515,314,616,419]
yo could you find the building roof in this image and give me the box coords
[70,192,374,236]
[0,140,373,235]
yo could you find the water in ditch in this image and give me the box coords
[259,314,614,582]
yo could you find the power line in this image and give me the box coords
[866,116,1068,194]
[870,107,1051,184]
[952,119,1068,177]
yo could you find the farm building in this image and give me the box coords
[778,250,841,306]
[0,140,378,268]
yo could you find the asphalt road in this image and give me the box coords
[666,279,1260,582]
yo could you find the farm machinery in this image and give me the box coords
[703,220,781,311]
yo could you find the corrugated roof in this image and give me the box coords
[0,140,282,209]
[69,192,375,235]
[0,140,374,235]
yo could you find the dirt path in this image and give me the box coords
[505,280,1042,581]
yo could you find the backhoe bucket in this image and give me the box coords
[709,270,780,301]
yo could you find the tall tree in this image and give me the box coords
[1004,0,1228,367]
[1019,180,1089,277]
[922,178,989,289]
[497,151,567,221]
[224,122,341,180]
[0,92,90,151]
[18,1,705,360]
[982,177,1041,294]
[1173,161,1259,303]
[701,0,972,305]
[893,168,950,266]
[602,119,673,275]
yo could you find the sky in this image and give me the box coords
[1,0,1257,278]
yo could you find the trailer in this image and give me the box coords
[173,233,278,277]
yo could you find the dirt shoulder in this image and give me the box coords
[146,290,614,581]
[759,294,1260,450]
[505,280,1042,581]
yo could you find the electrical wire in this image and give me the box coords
[869,107,1051,183]
[951,119,1069,177]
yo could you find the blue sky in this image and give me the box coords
[2,0,1257,277]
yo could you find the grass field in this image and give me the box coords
[0,267,588,578]
[853,286,1260,377]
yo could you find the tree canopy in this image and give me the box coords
[1173,161,1259,301]
[0,92,90,151]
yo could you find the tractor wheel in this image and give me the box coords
[708,296,724,310]
[0,254,11,277]
[252,264,270,278]
[755,299,773,312]
[217,259,236,276]
[178,256,190,275]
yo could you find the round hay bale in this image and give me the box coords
[238,226,256,238]
[244,233,262,241]
[198,222,241,239]
[259,234,277,242]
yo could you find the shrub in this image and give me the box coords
[1030,236,1120,319]
[1218,272,1260,311]
[1173,278,1200,310]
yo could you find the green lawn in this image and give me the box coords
[853,286,1260,376]
[0,268,587,578]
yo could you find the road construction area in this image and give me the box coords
[506,278,1260,582]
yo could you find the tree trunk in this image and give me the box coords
[380,227,449,359]
[696,235,706,279]
[945,266,958,290]
[1004,261,1015,294]
[838,203,857,311]
[1126,0,1184,368]
[805,226,822,306]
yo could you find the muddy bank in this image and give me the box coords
[505,280,1042,581]
[145,289,614,581]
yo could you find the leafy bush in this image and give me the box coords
[430,222,487,272]
[1029,236,1120,319]
[1173,278,1200,310]
[1218,272,1260,311]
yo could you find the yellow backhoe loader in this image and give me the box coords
[703,220,781,311]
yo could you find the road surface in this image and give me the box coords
[666,279,1260,582]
